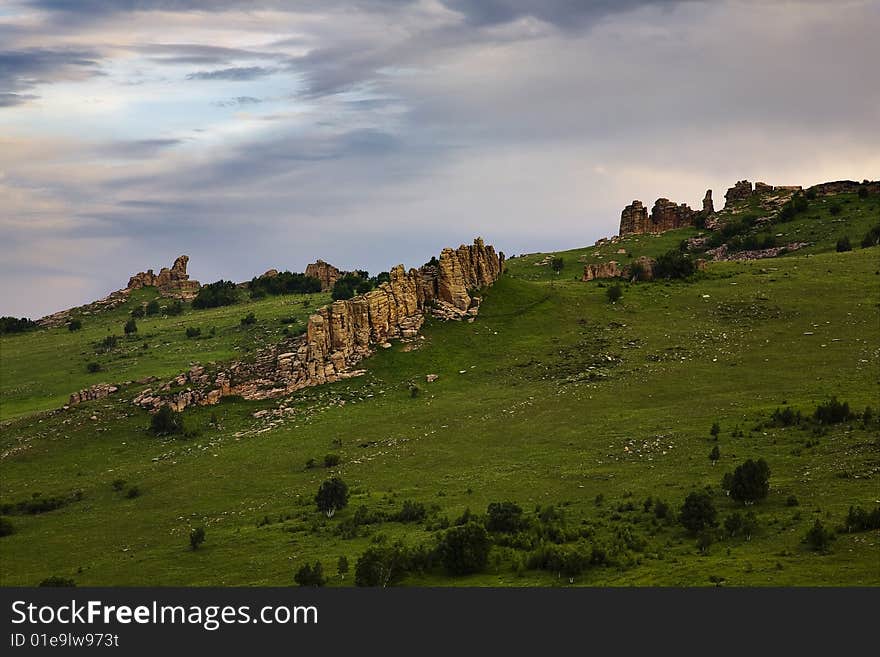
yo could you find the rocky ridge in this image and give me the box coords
[618,190,713,236]
[304,260,342,292]
[127,238,504,413]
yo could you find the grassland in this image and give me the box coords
[1,193,878,586]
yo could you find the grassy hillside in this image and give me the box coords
[1,197,878,587]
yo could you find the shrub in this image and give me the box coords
[189,526,206,550]
[803,519,834,552]
[653,499,670,519]
[337,555,349,579]
[828,202,842,216]
[727,458,771,504]
[126,486,141,499]
[99,335,118,351]
[394,500,427,523]
[486,502,526,533]
[130,306,146,319]
[709,445,720,465]
[770,406,802,427]
[679,491,717,534]
[438,523,490,575]
[39,576,76,587]
[836,236,852,252]
[842,505,880,533]
[550,257,564,273]
[166,300,184,316]
[294,561,326,587]
[192,280,239,309]
[813,397,852,424]
[111,479,127,492]
[124,318,138,335]
[861,224,880,248]
[240,312,256,326]
[778,194,809,221]
[0,516,14,537]
[606,284,623,303]
[249,271,322,298]
[653,250,696,280]
[86,361,102,373]
[785,495,800,507]
[150,405,184,436]
[305,458,317,470]
[323,453,341,468]
[145,300,160,316]
[185,326,201,338]
[315,477,349,518]
[355,542,411,587]
[857,185,869,199]
[68,319,82,331]
[0,316,37,334]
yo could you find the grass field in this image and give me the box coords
[1,194,878,587]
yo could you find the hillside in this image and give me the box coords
[1,187,878,586]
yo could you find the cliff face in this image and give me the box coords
[723,180,805,209]
[132,238,504,413]
[127,255,200,300]
[618,192,711,237]
[304,260,342,291]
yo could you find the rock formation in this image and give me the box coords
[807,180,880,197]
[724,180,754,206]
[132,238,504,414]
[619,201,649,235]
[304,260,342,292]
[723,180,805,209]
[68,383,118,406]
[582,261,622,281]
[127,255,200,300]
[649,198,697,233]
[703,190,714,214]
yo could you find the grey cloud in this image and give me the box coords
[213,96,263,107]
[186,66,274,81]
[440,0,686,27]
[99,138,184,158]
[0,48,103,106]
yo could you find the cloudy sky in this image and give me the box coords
[1,0,878,317]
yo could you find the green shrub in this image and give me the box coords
[192,280,239,309]
[249,271,322,298]
[0,516,14,537]
[550,257,564,273]
[0,316,37,334]
[323,453,341,468]
[315,477,349,518]
[653,250,696,280]
[828,202,842,216]
[679,491,717,534]
[149,405,184,436]
[354,542,411,587]
[438,523,490,575]
[68,319,82,331]
[189,526,206,550]
[185,326,201,338]
[145,300,160,315]
[606,284,623,303]
[166,300,184,316]
[842,505,880,532]
[124,318,138,335]
[240,312,256,326]
[294,561,326,587]
[394,500,427,523]
[813,397,852,424]
[126,486,141,499]
[486,502,526,533]
[39,576,76,587]
[727,458,771,504]
[111,479,126,492]
[836,236,852,252]
[130,306,146,319]
[86,361,102,373]
[861,224,880,248]
[804,519,834,552]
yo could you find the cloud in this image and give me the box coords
[0,48,103,106]
[186,66,275,81]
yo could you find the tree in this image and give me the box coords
[606,284,623,303]
[486,501,525,533]
[728,458,771,504]
[145,299,161,315]
[438,522,490,575]
[337,555,349,580]
[294,561,326,587]
[68,319,82,331]
[355,542,410,587]
[836,236,852,252]
[804,519,834,553]
[124,318,138,335]
[150,405,184,436]
[710,422,720,439]
[315,477,349,518]
[709,445,720,466]
[550,257,564,274]
[679,491,717,534]
[189,526,205,550]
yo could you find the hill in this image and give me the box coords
[1,183,878,586]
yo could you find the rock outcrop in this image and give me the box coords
[127,255,200,300]
[807,180,880,197]
[582,261,622,281]
[68,383,118,406]
[723,180,804,209]
[304,260,342,292]
[702,190,714,214]
[133,238,504,414]
[618,193,712,237]
[649,198,697,233]
[724,180,754,206]
[619,201,649,235]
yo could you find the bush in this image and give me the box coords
[804,519,834,552]
[679,491,717,534]
[249,271,322,298]
[130,306,146,319]
[150,405,184,436]
[785,495,800,507]
[185,326,201,338]
[166,300,184,316]
[189,526,206,550]
[315,477,349,518]
[124,318,138,335]
[770,406,802,427]
[111,479,127,492]
[323,453,341,468]
[486,502,526,533]
[240,312,256,326]
[86,361,102,373]
[68,319,82,331]
[842,505,880,533]
[39,576,76,587]
[332,272,374,301]
[192,280,239,309]
[836,236,852,252]
[355,542,411,587]
[99,335,118,351]
[438,523,490,575]
[813,397,852,424]
[828,202,842,216]
[145,300,161,316]
[294,561,326,587]
[727,458,771,504]
[394,500,427,523]
[653,250,696,280]
[0,316,37,334]
[778,194,809,221]
[606,284,623,303]
[861,224,880,248]
[126,486,141,499]
[550,257,564,273]
[857,185,869,199]
[0,516,14,537]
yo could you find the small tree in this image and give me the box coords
[550,257,564,274]
[337,555,349,580]
[189,526,205,550]
[124,318,138,335]
[728,458,771,504]
[315,477,349,518]
[323,453,341,468]
[679,491,717,534]
[710,422,720,440]
[294,561,326,587]
[486,502,525,533]
[606,284,623,304]
[804,519,834,553]
[836,236,852,252]
[438,522,490,575]
[709,445,720,466]
[68,319,82,331]
[150,405,184,436]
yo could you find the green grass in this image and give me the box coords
[0,289,330,420]
[1,202,879,587]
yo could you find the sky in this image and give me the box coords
[1,0,878,318]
